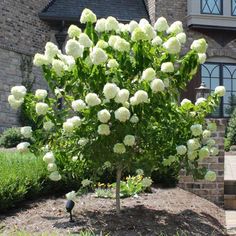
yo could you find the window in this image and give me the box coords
[201,0,223,15]
[232,0,236,15]
[201,63,236,117]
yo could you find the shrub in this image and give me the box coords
[0,127,32,148]
[8,8,224,214]
[225,108,236,151]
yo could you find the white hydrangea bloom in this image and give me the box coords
[72,99,87,111]
[141,68,156,81]
[78,137,89,146]
[85,93,101,106]
[163,37,181,54]
[176,145,187,155]
[206,138,216,147]
[17,142,30,152]
[35,102,49,116]
[43,152,55,163]
[33,53,50,66]
[154,17,169,32]
[142,24,156,40]
[95,18,106,32]
[72,156,78,162]
[167,21,183,34]
[20,126,32,138]
[90,47,108,65]
[78,33,93,48]
[210,147,219,156]
[130,96,138,106]
[152,36,163,46]
[115,107,131,122]
[204,171,216,182]
[96,40,108,49]
[191,124,203,137]
[199,147,210,159]
[45,42,59,60]
[123,135,135,146]
[8,95,24,109]
[214,86,226,97]
[195,97,207,105]
[65,39,84,59]
[187,151,198,161]
[97,109,111,123]
[129,20,139,33]
[202,130,211,139]
[11,86,27,100]
[68,116,82,127]
[130,114,139,123]
[107,59,119,68]
[108,35,120,48]
[176,32,186,44]
[131,27,148,42]
[115,89,130,104]
[63,120,74,133]
[114,38,130,52]
[68,25,81,38]
[161,62,174,73]
[191,38,208,53]
[49,171,62,181]
[52,59,66,76]
[35,89,47,100]
[98,124,110,135]
[113,143,126,154]
[134,90,149,104]
[47,163,57,172]
[80,8,97,24]
[139,18,149,27]
[187,139,201,151]
[181,98,192,106]
[58,54,76,71]
[151,79,165,93]
[43,121,54,131]
[66,190,77,201]
[103,83,119,99]
[198,53,207,64]
[105,16,119,31]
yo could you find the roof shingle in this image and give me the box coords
[39,0,149,23]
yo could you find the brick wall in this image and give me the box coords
[179,119,226,206]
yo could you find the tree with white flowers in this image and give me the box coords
[9,9,225,214]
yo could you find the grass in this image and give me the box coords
[0,150,48,211]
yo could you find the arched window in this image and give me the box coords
[201,57,236,117]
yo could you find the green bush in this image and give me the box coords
[225,108,236,151]
[0,127,31,148]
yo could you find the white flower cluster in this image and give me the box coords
[130,90,148,106]
[35,89,47,100]
[72,99,87,111]
[43,152,61,181]
[63,116,82,133]
[43,121,54,131]
[20,126,32,138]
[66,190,77,201]
[36,102,49,116]
[17,142,30,152]
[8,85,27,109]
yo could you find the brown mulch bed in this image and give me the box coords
[0,187,226,235]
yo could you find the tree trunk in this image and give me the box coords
[116,166,122,214]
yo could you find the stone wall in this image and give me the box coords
[0,0,55,131]
[179,119,226,206]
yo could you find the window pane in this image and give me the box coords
[232,0,236,16]
[201,0,222,15]
[224,79,232,91]
[224,104,232,117]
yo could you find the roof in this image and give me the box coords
[39,0,149,23]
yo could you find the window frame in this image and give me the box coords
[200,62,236,118]
[200,0,223,15]
[232,0,236,16]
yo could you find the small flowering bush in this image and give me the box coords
[8,9,225,213]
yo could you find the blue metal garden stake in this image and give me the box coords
[66,200,75,222]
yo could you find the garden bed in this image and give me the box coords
[0,187,225,235]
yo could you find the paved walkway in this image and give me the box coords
[225,153,236,235]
